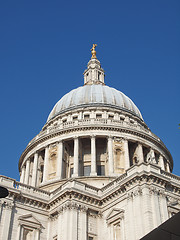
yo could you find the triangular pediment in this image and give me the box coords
[19,214,42,226]
[106,208,124,225]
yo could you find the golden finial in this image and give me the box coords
[91,44,97,59]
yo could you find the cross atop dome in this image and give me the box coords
[83,44,105,85]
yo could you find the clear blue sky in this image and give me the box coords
[0,0,179,180]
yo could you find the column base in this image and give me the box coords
[90,172,97,177]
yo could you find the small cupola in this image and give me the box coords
[83,44,105,85]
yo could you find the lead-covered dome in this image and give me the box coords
[47,84,143,122]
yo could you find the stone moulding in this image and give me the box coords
[2,163,180,215]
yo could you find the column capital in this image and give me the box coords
[91,134,96,139]
[137,142,143,146]
[107,135,114,140]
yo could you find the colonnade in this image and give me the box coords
[20,136,170,187]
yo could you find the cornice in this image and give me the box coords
[3,165,180,214]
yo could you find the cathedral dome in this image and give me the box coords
[47,84,143,122]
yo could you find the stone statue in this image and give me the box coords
[91,44,97,59]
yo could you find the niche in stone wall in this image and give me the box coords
[48,144,57,180]
[113,138,125,174]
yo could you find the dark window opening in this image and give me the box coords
[84,166,91,176]
[84,114,90,119]
[108,115,114,119]
[96,114,102,119]
[97,165,105,176]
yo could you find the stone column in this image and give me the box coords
[24,159,30,185]
[166,162,170,172]
[56,141,63,179]
[137,143,144,163]
[158,155,165,171]
[43,145,49,182]
[72,137,79,177]
[124,139,130,169]
[20,166,25,183]
[1,201,14,240]
[108,136,114,175]
[148,149,156,164]
[90,135,97,176]
[31,152,38,187]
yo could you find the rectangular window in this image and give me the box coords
[84,166,91,176]
[97,165,105,176]
[84,114,90,119]
[98,72,101,80]
[89,237,93,240]
[73,116,78,120]
[96,114,102,119]
[108,115,114,119]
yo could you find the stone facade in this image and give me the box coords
[0,51,180,240]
